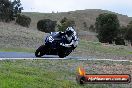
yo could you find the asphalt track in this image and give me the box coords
[0,52,84,59]
[0,52,132,62]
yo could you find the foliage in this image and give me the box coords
[114,26,127,45]
[0,0,23,22]
[95,13,120,44]
[58,17,75,32]
[114,37,125,45]
[12,0,23,17]
[125,21,132,45]
[16,14,31,27]
[83,22,87,28]
[37,19,57,33]
[118,26,127,38]
[0,0,12,22]
[89,24,95,32]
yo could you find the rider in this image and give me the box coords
[60,26,79,49]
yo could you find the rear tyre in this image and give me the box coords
[35,45,46,57]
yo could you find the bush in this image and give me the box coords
[37,19,57,33]
[16,14,31,27]
[125,21,132,45]
[89,24,95,32]
[57,17,75,32]
[95,13,120,44]
[114,37,125,45]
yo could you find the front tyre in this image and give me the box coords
[58,53,66,58]
[58,48,66,58]
[35,45,46,57]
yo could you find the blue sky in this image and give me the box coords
[21,0,132,17]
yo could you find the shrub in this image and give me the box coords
[114,37,125,45]
[37,19,57,33]
[95,13,120,44]
[89,24,95,32]
[57,17,75,32]
[83,22,88,30]
[16,14,31,27]
[125,21,132,45]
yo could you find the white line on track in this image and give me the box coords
[0,58,132,63]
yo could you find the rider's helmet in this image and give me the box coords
[65,27,75,37]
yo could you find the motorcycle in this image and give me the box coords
[35,32,73,58]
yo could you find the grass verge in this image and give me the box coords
[77,40,132,56]
[0,59,131,88]
[0,40,131,55]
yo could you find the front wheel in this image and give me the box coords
[58,48,66,58]
[58,53,66,58]
[58,47,73,58]
[35,45,46,57]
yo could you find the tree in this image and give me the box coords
[114,26,127,45]
[0,0,23,22]
[125,21,132,45]
[37,19,57,33]
[58,17,75,32]
[118,26,127,38]
[95,13,120,44]
[12,0,23,17]
[0,0,12,21]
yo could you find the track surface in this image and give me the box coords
[0,52,132,62]
[0,52,83,59]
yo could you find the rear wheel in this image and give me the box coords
[35,45,46,57]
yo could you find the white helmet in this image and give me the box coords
[65,27,75,37]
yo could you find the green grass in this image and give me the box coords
[77,40,132,56]
[0,40,131,61]
[0,40,131,56]
[0,60,131,88]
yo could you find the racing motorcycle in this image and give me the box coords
[35,32,73,58]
